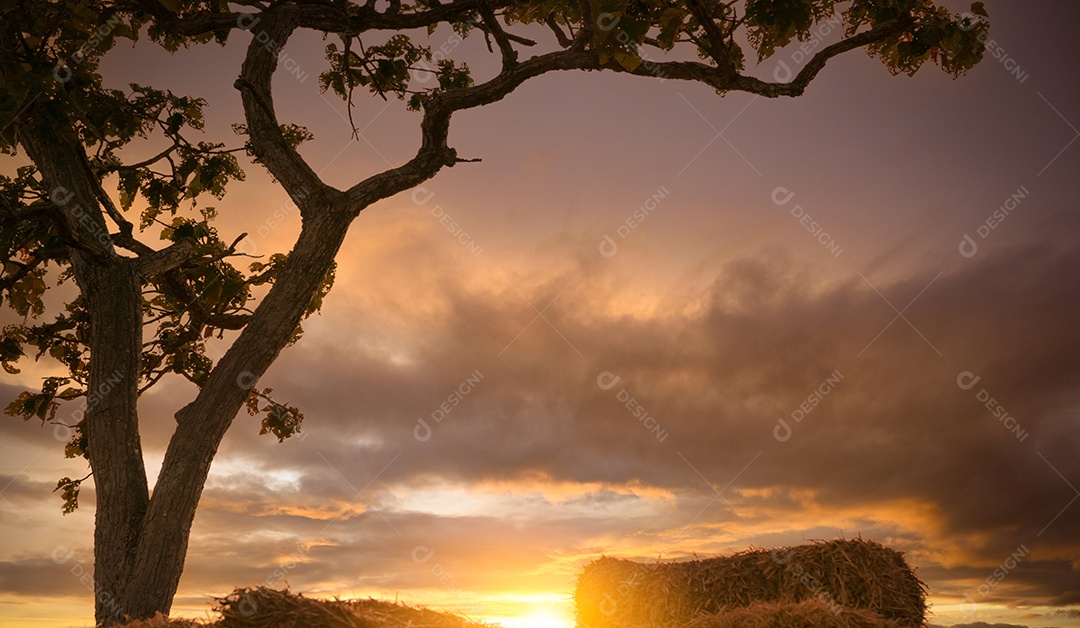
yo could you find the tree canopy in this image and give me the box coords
[0,0,988,624]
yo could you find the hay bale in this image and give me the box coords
[118,587,489,628]
[214,586,488,628]
[574,539,926,627]
[214,586,365,628]
[684,599,909,627]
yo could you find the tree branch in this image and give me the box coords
[109,145,178,174]
[139,0,520,41]
[0,254,46,291]
[478,0,517,66]
[544,15,573,48]
[574,0,594,51]
[156,267,251,331]
[733,16,915,96]
[134,239,196,277]
[685,0,737,81]
[235,8,338,215]
[17,133,116,259]
[133,0,245,37]
[0,198,57,222]
[78,144,136,241]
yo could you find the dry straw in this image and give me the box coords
[574,538,927,627]
[120,586,488,628]
[683,599,911,627]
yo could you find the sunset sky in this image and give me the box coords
[2,1,1079,627]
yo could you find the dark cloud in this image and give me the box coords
[3,217,1079,618]
[0,474,61,504]
[2,2,1080,624]
[265,239,1078,488]
[0,554,94,597]
[153,225,1079,608]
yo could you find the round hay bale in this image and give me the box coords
[685,599,910,627]
[574,539,926,627]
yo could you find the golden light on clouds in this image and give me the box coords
[3,3,1080,627]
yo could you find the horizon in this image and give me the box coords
[2,1,1080,627]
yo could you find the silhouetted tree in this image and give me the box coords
[0,0,988,623]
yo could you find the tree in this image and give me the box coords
[0,0,988,624]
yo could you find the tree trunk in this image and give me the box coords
[19,130,151,626]
[16,18,365,621]
[118,209,352,620]
[76,257,151,626]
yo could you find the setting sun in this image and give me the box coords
[2,1,1079,627]
[478,593,576,628]
[495,614,573,628]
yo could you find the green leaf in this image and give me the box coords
[612,51,643,71]
[259,401,304,442]
[56,387,83,400]
[3,392,34,419]
[54,476,83,515]
[657,7,685,50]
[186,170,204,198]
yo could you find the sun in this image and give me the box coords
[477,591,575,628]
[496,613,572,628]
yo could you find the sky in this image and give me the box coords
[1,1,1079,627]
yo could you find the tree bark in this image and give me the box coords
[19,130,151,626]
[78,257,150,626]
[15,10,365,622]
[23,121,357,623]
[120,208,353,620]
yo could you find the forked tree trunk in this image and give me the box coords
[23,121,356,624]
[16,3,449,621]
[115,210,352,622]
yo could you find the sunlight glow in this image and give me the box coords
[474,592,575,628]
[494,612,574,628]
[386,478,674,520]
